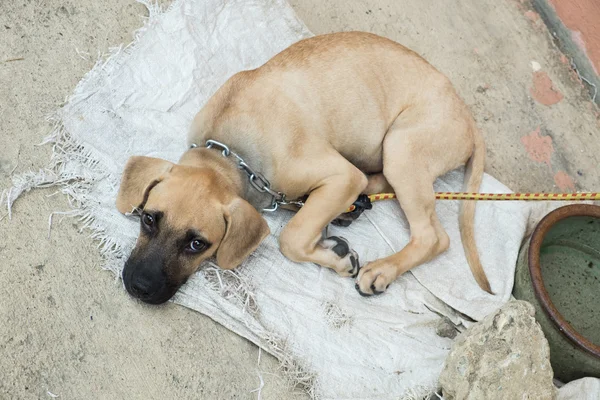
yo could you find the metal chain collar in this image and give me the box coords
[190,140,304,212]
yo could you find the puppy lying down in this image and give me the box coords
[116,31,491,304]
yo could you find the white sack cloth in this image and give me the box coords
[4,0,598,398]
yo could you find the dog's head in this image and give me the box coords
[116,155,270,304]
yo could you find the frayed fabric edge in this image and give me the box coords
[186,262,322,399]
[0,0,327,398]
[401,385,443,400]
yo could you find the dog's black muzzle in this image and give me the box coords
[122,254,177,305]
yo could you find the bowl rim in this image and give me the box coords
[529,204,600,358]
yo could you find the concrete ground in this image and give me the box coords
[1,0,598,399]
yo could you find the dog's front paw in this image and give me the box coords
[354,261,397,296]
[319,236,360,277]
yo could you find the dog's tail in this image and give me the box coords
[459,126,492,294]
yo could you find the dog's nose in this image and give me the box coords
[130,273,158,298]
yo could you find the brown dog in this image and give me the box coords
[116,31,491,304]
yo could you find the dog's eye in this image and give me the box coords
[142,213,154,227]
[188,239,207,253]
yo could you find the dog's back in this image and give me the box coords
[190,32,459,173]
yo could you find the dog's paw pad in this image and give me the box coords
[348,249,360,277]
[320,236,349,254]
[319,236,360,277]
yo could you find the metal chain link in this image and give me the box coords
[192,140,304,212]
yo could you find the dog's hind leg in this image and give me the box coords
[355,118,460,296]
[355,175,449,295]
[279,161,368,277]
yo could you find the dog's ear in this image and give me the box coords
[216,197,270,270]
[116,156,174,214]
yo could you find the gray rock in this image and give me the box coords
[439,300,556,400]
[436,317,459,339]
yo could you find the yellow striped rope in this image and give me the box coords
[345,192,600,213]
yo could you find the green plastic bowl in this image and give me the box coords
[513,204,600,382]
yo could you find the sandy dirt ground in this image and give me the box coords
[1,0,598,398]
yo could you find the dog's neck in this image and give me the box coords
[178,147,273,210]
